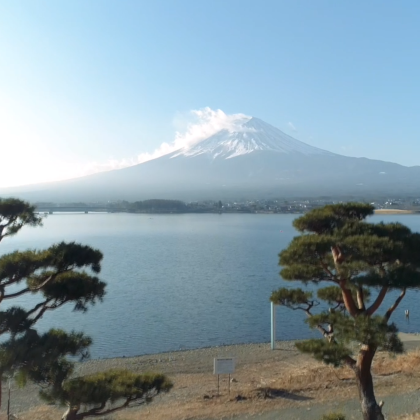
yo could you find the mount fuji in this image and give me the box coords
[3,117,420,202]
[171,117,333,159]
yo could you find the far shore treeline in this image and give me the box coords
[110,199,277,213]
[31,196,420,215]
[35,198,306,214]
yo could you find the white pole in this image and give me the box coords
[271,301,276,350]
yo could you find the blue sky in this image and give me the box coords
[1,0,420,187]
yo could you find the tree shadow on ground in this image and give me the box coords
[254,387,313,401]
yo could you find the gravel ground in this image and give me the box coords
[1,341,299,416]
[3,335,420,420]
[224,390,420,420]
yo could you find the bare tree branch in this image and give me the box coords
[3,275,55,299]
[366,286,388,316]
[25,299,53,318]
[356,286,365,310]
[339,280,360,317]
[30,300,67,325]
[1,272,33,287]
[330,244,360,317]
[74,395,152,419]
[385,288,406,321]
[318,256,337,282]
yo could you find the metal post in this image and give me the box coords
[228,374,230,394]
[7,378,11,420]
[271,301,276,350]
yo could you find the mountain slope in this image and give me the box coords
[171,117,335,159]
[2,117,420,202]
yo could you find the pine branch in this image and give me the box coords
[3,274,55,299]
[366,286,388,316]
[318,256,337,282]
[2,275,25,287]
[75,395,149,418]
[331,245,344,269]
[30,300,67,325]
[338,280,359,317]
[299,302,334,343]
[316,324,333,341]
[330,244,360,317]
[385,288,406,321]
[78,401,106,416]
[25,299,53,318]
[331,302,345,311]
[287,300,319,314]
[356,286,365,310]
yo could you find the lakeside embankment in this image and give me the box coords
[6,333,420,420]
[374,209,419,215]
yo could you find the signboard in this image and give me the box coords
[213,357,235,375]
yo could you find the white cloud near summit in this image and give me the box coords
[80,108,251,176]
[137,107,251,163]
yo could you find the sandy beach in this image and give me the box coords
[4,333,420,420]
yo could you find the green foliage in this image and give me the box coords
[280,202,420,290]
[296,339,352,367]
[316,286,344,305]
[58,370,172,406]
[40,271,106,311]
[0,328,91,384]
[0,242,103,287]
[0,199,103,390]
[0,307,34,334]
[358,266,420,289]
[0,240,105,337]
[47,241,102,273]
[0,249,48,283]
[292,202,374,235]
[317,285,370,306]
[0,198,42,240]
[270,288,313,307]
[38,368,173,418]
[280,234,334,266]
[305,312,403,354]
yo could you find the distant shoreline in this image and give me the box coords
[40,209,420,216]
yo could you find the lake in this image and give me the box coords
[2,213,420,359]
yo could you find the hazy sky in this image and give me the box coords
[2,1,420,187]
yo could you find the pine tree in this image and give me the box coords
[271,203,420,420]
[0,198,172,419]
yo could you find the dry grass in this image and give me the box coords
[396,415,420,420]
[374,349,420,375]
[17,406,60,420]
[14,350,420,420]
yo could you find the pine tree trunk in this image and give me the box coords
[355,347,384,420]
[61,405,79,420]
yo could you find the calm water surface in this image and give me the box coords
[2,213,420,358]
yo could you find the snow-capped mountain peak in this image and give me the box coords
[171,117,333,160]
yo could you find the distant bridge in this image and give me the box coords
[35,206,112,214]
